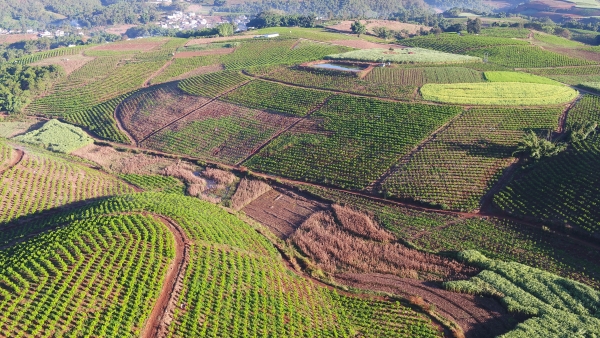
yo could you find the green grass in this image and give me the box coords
[420,82,578,105]
[222,80,331,116]
[326,48,481,64]
[12,120,93,153]
[479,27,530,38]
[445,251,600,337]
[534,33,585,47]
[250,27,357,41]
[483,71,562,85]
[178,71,249,98]
[381,107,563,211]
[0,192,443,337]
[246,95,463,190]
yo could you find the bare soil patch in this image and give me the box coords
[142,214,191,338]
[336,273,520,338]
[329,39,406,50]
[328,20,424,35]
[231,178,272,211]
[103,24,137,35]
[117,83,211,142]
[31,54,95,75]
[174,48,235,58]
[0,34,37,44]
[243,187,327,238]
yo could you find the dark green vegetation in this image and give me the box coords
[381,107,563,211]
[0,63,62,113]
[0,190,444,337]
[446,251,600,337]
[246,95,462,189]
[178,71,249,98]
[495,95,600,239]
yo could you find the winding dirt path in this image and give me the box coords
[0,148,24,175]
[142,215,191,338]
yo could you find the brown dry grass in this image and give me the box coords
[230,178,272,211]
[161,161,205,185]
[201,168,236,185]
[0,34,37,44]
[72,144,174,175]
[332,204,394,242]
[290,210,476,281]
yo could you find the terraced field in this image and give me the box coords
[381,107,564,211]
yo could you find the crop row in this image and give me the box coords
[0,213,173,337]
[14,46,90,65]
[65,93,134,144]
[255,66,417,100]
[402,34,529,54]
[466,45,596,68]
[245,95,462,190]
[220,39,351,70]
[494,96,600,237]
[29,60,166,116]
[381,107,563,211]
[0,148,133,225]
[526,65,600,76]
[178,71,249,98]
[143,101,300,165]
[223,80,331,116]
[120,174,185,194]
[150,55,224,85]
[117,83,211,142]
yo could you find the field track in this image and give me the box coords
[0,148,24,175]
[142,214,191,338]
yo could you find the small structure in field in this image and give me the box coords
[254,33,279,39]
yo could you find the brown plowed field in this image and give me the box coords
[336,273,520,338]
[117,83,211,142]
[142,100,300,164]
[0,33,37,44]
[243,187,327,238]
[174,48,235,58]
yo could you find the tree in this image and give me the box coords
[513,131,567,160]
[351,20,367,37]
[372,26,392,40]
[570,122,597,142]
[217,23,234,37]
[466,18,482,34]
[596,34,600,46]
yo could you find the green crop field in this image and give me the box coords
[420,82,578,105]
[446,251,600,336]
[178,71,249,98]
[245,95,462,189]
[220,39,352,70]
[326,48,482,64]
[223,80,331,116]
[142,100,300,164]
[149,55,224,85]
[466,45,596,68]
[483,71,562,85]
[402,34,529,54]
[364,67,484,86]
[494,95,600,238]
[0,144,133,225]
[381,107,563,211]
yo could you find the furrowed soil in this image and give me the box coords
[243,187,328,238]
[336,273,521,338]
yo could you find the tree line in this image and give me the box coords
[0,64,62,114]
